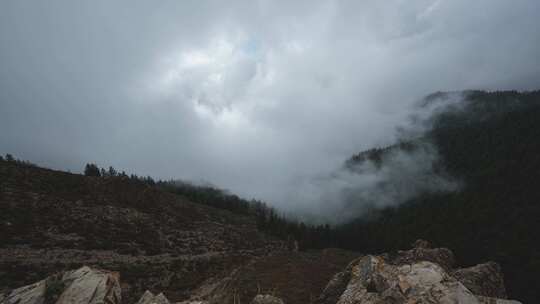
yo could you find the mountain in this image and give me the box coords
[1,89,539,303]
[0,159,356,304]
[336,90,540,303]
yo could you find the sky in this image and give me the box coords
[1,1,540,220]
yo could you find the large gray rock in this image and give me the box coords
[317,271,351,304]
[250,294,285,304]
[453,262,507,299]
[320,247,522,304]
[335,255,483,304]
[57,266,121,304]
[1,266,121,304]
[1,279,47,304]
[135,291,170,304]
[389,239,456,271]
[477,297,522,304]
[136,290,209,304]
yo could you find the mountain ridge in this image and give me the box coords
[2,89,540,302]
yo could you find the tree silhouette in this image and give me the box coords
[84,163,101,177]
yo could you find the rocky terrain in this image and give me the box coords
[316,240,519,304]
[0,160,523,303]
[0,161,355,303]
[1,240,520,304]
[0,160,283,302]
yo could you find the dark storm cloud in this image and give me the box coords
[1,1,540,220]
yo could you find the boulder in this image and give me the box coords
[250,294,285,304]
[135,291,208,304]
[317,271,351,304]
[1,279,47,304]
[317,240,522,304]
[319,244,523,304]
[1,266,121,304]
[477,297,522,304]
[389,239,456,271]
[135,291,170,304]
[57,266,121,304]
[335,255,483,304]
[453,262,507,299]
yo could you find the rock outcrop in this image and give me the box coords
[453,262,507,299]
[135,291,171,304]
[1,279,47,304]
[317,271,351,304]
[387,239,456,271]
[0,241,522,304]
[318,240,521,304]
[1,266,120,304]
[136,291,210,304]
[0,267,215,304]
[250,294,285,304]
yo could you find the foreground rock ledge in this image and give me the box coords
[318,240,521,304]
[0,241,523,304]
[1,266,120,304]
[250,294,285,304]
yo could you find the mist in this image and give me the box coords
[1,1,540,222]
[276,93,466,224]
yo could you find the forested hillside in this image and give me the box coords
[338,90,540,303]
[2,90,539,302]
[1,156,361,303]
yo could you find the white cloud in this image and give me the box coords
[1,0,540,222]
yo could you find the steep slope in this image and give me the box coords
[0,160,283,302]
[338,90,540,303]
[0,160,360,304]
[190,248,358,304]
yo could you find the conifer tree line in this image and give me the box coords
[82,161,335,249]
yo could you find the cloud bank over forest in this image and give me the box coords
[1,1,540,220]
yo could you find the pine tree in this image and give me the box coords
[108,166,117,176]
[84,163,101,177]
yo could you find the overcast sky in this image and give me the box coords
[1,1,540,215]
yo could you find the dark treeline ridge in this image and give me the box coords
[82,162,335,250]
[336,90,540,303]
[3,154,335,249]
[155,180,335,249]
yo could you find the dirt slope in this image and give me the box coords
[0,161,282,302]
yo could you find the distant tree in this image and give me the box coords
[100,168,107,177]
[84,163,101,177]
[5,154,14,162]
[145,176,155,185]
[108,166,117,177]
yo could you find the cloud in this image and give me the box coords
[1,1,540,220]
[282,94,465,224]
